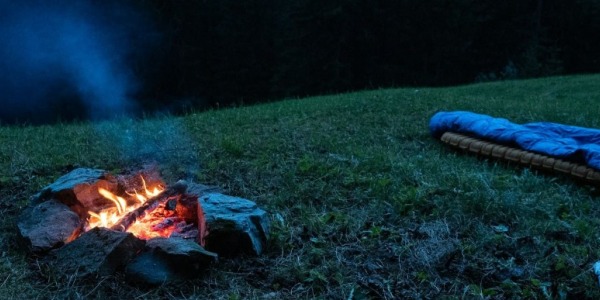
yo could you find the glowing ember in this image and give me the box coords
[86,176,165,234]
[123,199,190,240]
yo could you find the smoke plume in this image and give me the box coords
[0,0,155,124]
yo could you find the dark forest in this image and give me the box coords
[1,0,599,123]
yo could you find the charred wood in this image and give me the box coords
[110,181,188,231]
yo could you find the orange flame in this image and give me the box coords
[98,188,127,214]
[86,176,164,231]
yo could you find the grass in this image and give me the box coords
[2,74,600,298]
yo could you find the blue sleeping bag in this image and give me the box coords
[429,111,600,171]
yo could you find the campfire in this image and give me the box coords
[92,179,159,224]
[83,175,199,241]
[89,176,165,235]
[17,167,270,284]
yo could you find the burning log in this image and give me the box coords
[110,181,188,232]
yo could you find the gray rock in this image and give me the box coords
[32,168,117,217]
[146,237,218,264]
[196,193,270,256]
[35,168,106,202]
[125,237,217,285]
[184,181,222,197]
[17,199,82,253]
[124,252,175,285]
[48,227,144,278]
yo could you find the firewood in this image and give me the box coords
[111,181,188,231]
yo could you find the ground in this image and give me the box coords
[1,74,600,298]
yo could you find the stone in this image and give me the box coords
[34,168,106,203]
[146,237,218,264]
[124,252,176,285]
[196,192,270,256]
[47,227,144,278]
[32,168,118,217]
[17,199,82,253]
[125,237,217,285]
[184,181,222,197]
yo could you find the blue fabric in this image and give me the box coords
[430,111,600,170]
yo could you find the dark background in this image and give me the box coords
[2,0,599,124]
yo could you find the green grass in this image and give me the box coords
[2,74,600,298]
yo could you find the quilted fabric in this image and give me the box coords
[430,111,600,170]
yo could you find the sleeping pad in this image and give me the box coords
[429,111,600,171]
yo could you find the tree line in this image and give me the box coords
[134,0,599,112]
[4,0,599,124]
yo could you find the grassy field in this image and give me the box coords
[2,74,600,298]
